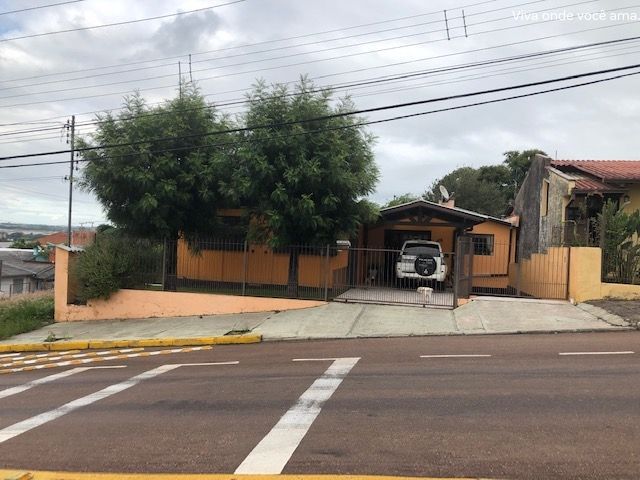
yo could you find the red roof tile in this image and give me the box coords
[573,177,626,193]
[551,160,640,181]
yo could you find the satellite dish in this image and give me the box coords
[439,185,450,201]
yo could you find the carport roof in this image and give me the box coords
[379,199,512,227]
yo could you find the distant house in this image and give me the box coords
[37,229,96,262]
[514,154,640,258]
[0,248,55,296]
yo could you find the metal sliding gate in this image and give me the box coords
[459,236,569,301]
[332,246,456,308]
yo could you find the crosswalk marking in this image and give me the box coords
[235,357,360,475]
[0,366,126,400]
[0,346,213,374]
[0,362,237,444]
[0,353,22,359]
[0,348,144,368]
[1,350,80,361]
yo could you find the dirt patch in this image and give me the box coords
[588,300,640,328]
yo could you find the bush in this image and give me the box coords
[0,292,54,340]
[74,235,163,302]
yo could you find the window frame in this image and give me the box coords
[471,234,494,256]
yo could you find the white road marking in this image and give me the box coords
[235,357,360,475]
[0,361,236,444]
[0,353,21,359]
[559,351,635,356]
[0,366,126,400]
[292,358,341,361]
[0,348,143,367]
[3,350,80,362]
[420,354,492,358]
[0,346,214,374]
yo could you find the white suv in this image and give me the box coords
[395,240,447,283]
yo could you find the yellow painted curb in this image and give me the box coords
[0,334,261,353]
[0,471,484,480]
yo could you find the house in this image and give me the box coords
[37,229,96,262]
[356,198,517,291]
[175,198,518,304]
[514,154,640,258]
[0,248,55,296]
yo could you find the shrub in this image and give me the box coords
[74,235,163,302]
[0,292,54,340]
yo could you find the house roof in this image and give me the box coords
[379,199,513,226]
[551,160,640,182]
[38,230,95,247]
[0,249,54,279]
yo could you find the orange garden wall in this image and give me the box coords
[54,246,325,322]
[569,247,640,302]
[177,241,349,288]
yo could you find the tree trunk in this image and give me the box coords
[287,246,299,298]
[163,237,178,292]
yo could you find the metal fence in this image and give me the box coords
[550,220,599,247]
[122,237,457,308]
[468,240,569,300]
[601,247,640,285]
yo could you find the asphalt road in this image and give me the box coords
[1,332,639,479]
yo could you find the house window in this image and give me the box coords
[472,234,494,256]
[541,180,550,217]
[12,278,24,295]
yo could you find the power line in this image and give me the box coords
[2,68,638,171]
[2,18,635,127]
[0,0,602,101]
[0,0,247,43]
[0,0,85,16]
[0,0,499,85]
[1,63,639,163]
[3,12,636,113]
[2,33,637,138]
[5,38,636,146]
[0,0,547,93]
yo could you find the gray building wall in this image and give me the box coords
[540,171,572,252]
[514,154,551,259]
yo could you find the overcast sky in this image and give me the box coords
[0,0,639,226]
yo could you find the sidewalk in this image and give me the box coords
[1,297,631,347]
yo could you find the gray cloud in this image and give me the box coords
[0,0,639,223]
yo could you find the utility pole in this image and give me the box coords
[66,115,75,247]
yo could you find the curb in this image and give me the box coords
[0,471,489,480]
[0,334,261,353]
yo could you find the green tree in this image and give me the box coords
[424,167,507,217]
[78,85,234,290]
[382,193,420,208]
[9,239,40,249]
[503,149,547,196]
[234,78,379,296]
[598,200,640,284]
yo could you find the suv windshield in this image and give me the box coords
[403,244,440,257]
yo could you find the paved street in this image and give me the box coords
[1,332,639,479]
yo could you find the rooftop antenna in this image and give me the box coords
[439,185,450,202]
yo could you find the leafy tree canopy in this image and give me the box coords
[78,85,235,240]
[234,77,380,246]
[423,149,547,217]
[381,193,420,209]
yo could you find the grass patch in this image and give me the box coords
[225,329,251,336]
[0,291,54,340]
